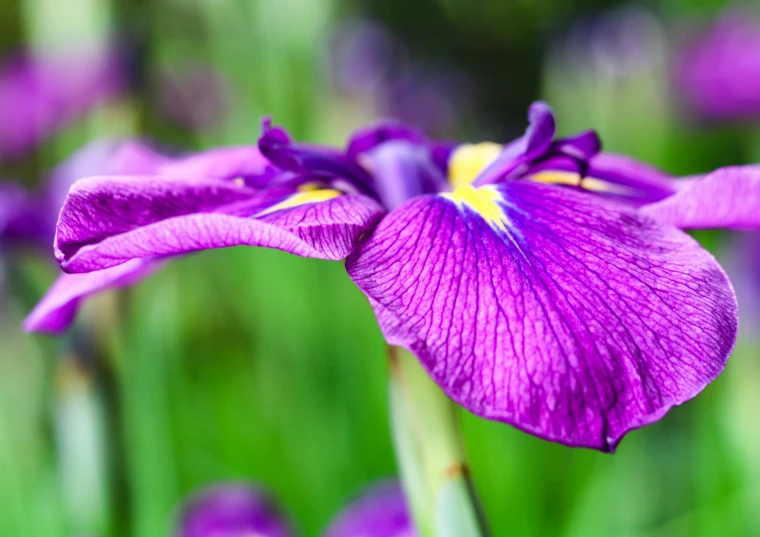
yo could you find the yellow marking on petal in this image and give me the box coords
[233,177,246,187]
[448,142,503,189]
[297,182,322,192]
[442,184,509,231]
[257,188,342,216]
[530,170,636,196]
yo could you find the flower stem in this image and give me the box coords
[388,346,489,537]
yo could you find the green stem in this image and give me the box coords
[388,346,489,537]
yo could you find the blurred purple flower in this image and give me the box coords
[324,481,415,537]
[155,62,231,130]
[50,102,750,450]
[676,9,760,120]
[327,19,471,135]
[0,49,127,159]
[722,232,760,336]
[175,483,293,537]
[174,480,414,537]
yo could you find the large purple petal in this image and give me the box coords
[323,481,415,537]
[347,182,737,450]
[640,165,760,229]
[56,175,385,271]
[22,259,162,334]
[174,483,292,537]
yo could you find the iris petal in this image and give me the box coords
[22,259,163,334]
[641,165,760,229]
[55,175,385,272]
[347,181,737,451]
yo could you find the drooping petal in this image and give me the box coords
[56,175,385,271]
[173,483,292,537]
[22,259,162,334]
[640,165,760,229]
[323,481,415,537]
[347,181,737,451]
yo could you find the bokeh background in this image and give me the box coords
[1,0,759,535]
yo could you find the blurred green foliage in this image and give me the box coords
[1,0,759,536]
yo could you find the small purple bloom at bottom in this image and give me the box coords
[175,483,293,537]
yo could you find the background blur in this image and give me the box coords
[1,0,759,535]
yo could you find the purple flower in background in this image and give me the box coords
[324,481,415,537]
[0,48,127,159]
[328,19,471,135]
[52,102,746,450]
[155,62,231,130]
[174,483,293,537]
[24,141,275,334]
[174,480,414,537]
[676,9,760,120]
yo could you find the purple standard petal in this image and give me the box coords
[640,165,760,229]
[56,175,386,271]
[259,120,376,196]
[473,101,558,185]
[22,259,162,335]
[174,483,292,537]
[324,481,415,537]
[347,182,737,451]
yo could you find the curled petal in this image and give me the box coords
[23,259,162,334]
[324,481,415,537]
[640,165,760,229]
[347,182,737,450]
[56,175,385,271]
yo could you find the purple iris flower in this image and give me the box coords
[0,48,126,159]
[174,483,293,537]
[51,101,745,451]
[23,140,274,334]
[676,9,760,120]
[174,480,413,537]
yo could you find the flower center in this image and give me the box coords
[447,142,502,189]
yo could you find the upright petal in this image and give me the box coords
[474,101,557,185]
[323,481,415,537]
[640,165,760,229]
[173,483,292,537]
[347,182,737,450]
[23,259,162,334]
[259,120,376,196]
[56,175,385,271]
